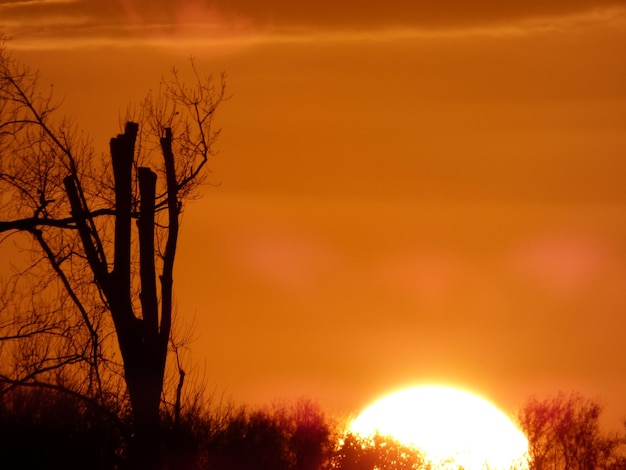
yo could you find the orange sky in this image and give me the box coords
[2,0,626,428]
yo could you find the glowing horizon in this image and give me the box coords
[350,385,529,470]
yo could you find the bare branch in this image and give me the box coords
[30,228,103,396]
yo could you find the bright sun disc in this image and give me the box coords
[349,385,529,470]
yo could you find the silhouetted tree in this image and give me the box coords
[518,392,626,470]
[205,399,336,470]
[0,38,226,468]
[331,432,429,470]
[287,399,336,470]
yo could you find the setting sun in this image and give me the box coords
[350,385,529,470]
[2,0,626,467]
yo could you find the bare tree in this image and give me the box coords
[518,392,626,470]
[0,38,226,467]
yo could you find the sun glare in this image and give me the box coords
[349,385,529,470]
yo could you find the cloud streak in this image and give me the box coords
[1,0,625,49]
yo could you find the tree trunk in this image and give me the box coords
[125,352,164,469]
[107,123,170,469]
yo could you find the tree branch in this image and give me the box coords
[0,207,121,231]
[63,175,109,283]
[137,167,159,338]
[30,227,103,397]
[158,128,178,351]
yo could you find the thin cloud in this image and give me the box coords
[1,0,625,50]
[0,0,79,10]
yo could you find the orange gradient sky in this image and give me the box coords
[2,0,626,427]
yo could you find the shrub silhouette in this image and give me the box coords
[6,389,626,469]
[204,399,336,470]
[0,385,126,469]
[332,432,428,470]
[0,390,337,469]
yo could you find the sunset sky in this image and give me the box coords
[2,0,626,428]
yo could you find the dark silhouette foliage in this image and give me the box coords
[518,392,626,470]
[204,399,336,470]
[0,385,127,469]
[331,432,429,470]
[0,391,339,469]
[7,389,626,470]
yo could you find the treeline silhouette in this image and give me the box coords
[2,386,626,469]
[0,386,343,469]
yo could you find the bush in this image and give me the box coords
[203,399,336,470]
[0,385,126,469]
